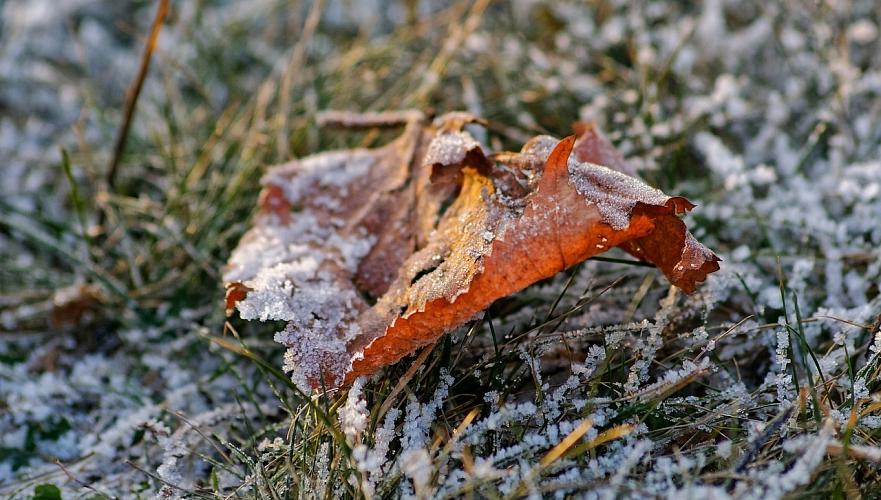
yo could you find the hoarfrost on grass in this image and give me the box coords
[5,0,881,497]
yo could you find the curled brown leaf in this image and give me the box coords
[223,113,720,390]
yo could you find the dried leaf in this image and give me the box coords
[51,281,101,328]
[223,113,720,390]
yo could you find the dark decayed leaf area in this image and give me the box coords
[223,111,720,390]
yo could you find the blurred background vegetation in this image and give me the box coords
[2,0,881,497]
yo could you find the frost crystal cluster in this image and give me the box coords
[2,0,881,498]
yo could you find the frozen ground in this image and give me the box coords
[1,0,880,498]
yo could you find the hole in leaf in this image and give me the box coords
[410,264,439,285]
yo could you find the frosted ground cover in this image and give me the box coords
[1,0,880,498]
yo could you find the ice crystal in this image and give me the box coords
[339,377,369,441]
[5,0,881,497]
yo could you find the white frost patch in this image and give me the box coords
[762,421,834,496]
[423,131,484,167]
[235,259,320,322]
[223,180,375,391]
[400,447,434,493]
[522,135,560,161]
[693,132,746,190]
[339,377,369,440]
[277,318,362,393]
[223,213,325,283]
[263,150,376,205]
[567,159,670,230]
[847,20,878,44]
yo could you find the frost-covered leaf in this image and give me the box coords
[50,281,101,328]
[223,113,720,390]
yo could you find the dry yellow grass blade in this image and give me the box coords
[827,442,881,462]
[566,423,636,459]
[859,400,881,418]
[375,345,435,422]
[540,419,594,467]
[452,408,481,440]
[439,407,481,455]
[587,424,635,450]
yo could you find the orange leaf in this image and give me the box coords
[223,113,720,390]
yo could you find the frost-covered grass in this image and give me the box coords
[2,0,881,498]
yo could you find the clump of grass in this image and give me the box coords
[2,0,881,498]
